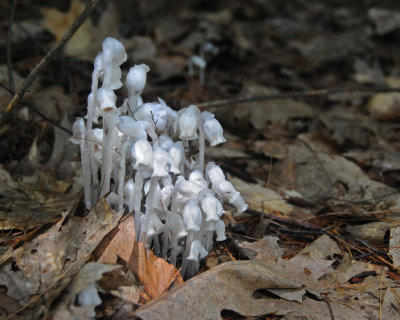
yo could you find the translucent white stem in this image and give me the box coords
[118,139,128,212]
[100,112,117,198]
[198,120,205,173]
[134,171,144,240]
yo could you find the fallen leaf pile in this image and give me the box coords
[1,0,400,319]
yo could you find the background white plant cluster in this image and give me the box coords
[71,37,247,276]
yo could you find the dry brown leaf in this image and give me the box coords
[128,241,183,299]
[41,0,119,60]
[236,236,284,261]
[134,259,325,320]
[231,177,293,215]
[0,199,122,309]
[298,234,341,260]
[0,168,77,231]
[111,285,140,304]
[97,215,136,264]
[277,145,400,211]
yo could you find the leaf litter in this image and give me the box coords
[1,1,400,319]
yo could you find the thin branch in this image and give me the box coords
[6,0,18,92]
[195,85,400,108]
[0,83,72,135]
[6,0,101,113]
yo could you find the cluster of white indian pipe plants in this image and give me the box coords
[71,37,247,277]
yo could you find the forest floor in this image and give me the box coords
[1,1,400,319]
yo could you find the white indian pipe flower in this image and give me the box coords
[189,170,208,190]
[230,192,248,213]
[175,176,203,198]
[132,139,153,170]
[201,193,224,222]
[182,198,202,231]
[202,111,226,146]
[206,162,226,183]
[215,219,227,241]
[126,64,150,96]
[155,134,174,151]
[101,37,127,90]
[152,147,171,178]
[187,239,208,261]
[97,88,117,112]
[176,105,200,140]
[169,142,184,174]
[117,116,147,140]
[71,118,86,145]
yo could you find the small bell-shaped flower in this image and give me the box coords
[202,111,226,146]
[189,170,208,190]
[71,118,86,145]
[175,176,203,198]
[97,88,117,112]
[176,105,200,140]
[117,116,147,140]
[169,142,184,174]
[182,198,202,231]
[152,147,171,178]
[132,139,153,170]
[230,192,248,213]
[126,64,150,96]
[155,134,174,151]
[101,37,127,89]
[206,162,226,183]
[215,219,227,241]
[201,193,224,222]
[187,239,209,261]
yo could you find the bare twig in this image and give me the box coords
[196,85,400,108]
[0,83,72,135]
[6,0,18,91]
[6,0,101,113]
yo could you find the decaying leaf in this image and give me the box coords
[277,144,400,212]
[110,285,140,304]
[41,0,119,60]
[231,177,293,215]
[128,241,183,299]
[96,215,136,264]
[0,168,77,231]
[0,199,122,311]
[135,259,326,320]
[236,235,284,261]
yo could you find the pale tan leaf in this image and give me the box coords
[97,215,135,264]
[128,241,183,299]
